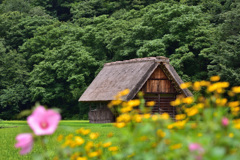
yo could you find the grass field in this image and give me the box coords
[0,120,118,160]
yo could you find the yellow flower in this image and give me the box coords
[231,107,240,115]
[119,89,130,96]
[114,122,126,128]
[103,142,112,148]
[180,82,192,89]
[234,123,240,129]
[128,99,140,107]
[133,114,142,123]
[175,114,186,121]
[88,151,99,158]
[117,114,131,122]
[62,139,73,148]
[170,98,181,106]
[85,141,93,151]
[228,91,235,97]
[193,81,201,91]
[75,136,85,146]
[152,115,159,121]
[82,129,91,135]
[65,134,74,140]
[185,107,199,117]
[160,113,170,120]
[110,100,122,106]
[232,86,240,93]
[77,157,87,160]
[157,129,166,138]
[210,75,220,81]
[182,97,194,104]
[175,120,187,129]
[76,128,91,135]
[220,82,230,88]
[89,133,99,140]
[216,88,224,94]
[228,101,239,108]
[197,133,202,137]
[229,133,234,138]
[195,103,204,109]
[233,119,240,129]
[167,124,174,129]
[167,120,187,129]
[120,106,132,113]
[216,98,227,106]
[170,143,182,150]
[207,82,229,92]
[108,146,119,152]
[146,101,155,106]
[199,80,210,86]
[143,113,151,119]
[57,134,63,142]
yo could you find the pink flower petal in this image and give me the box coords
[189,143,204,154]
[15,133,33,155]
[27,106,61,135]
[222,117,229,126]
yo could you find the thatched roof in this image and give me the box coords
[79,56,192,102]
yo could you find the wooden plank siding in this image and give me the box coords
[141,66,177,94]
[140,66,178,117]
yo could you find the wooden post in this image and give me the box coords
[158,94,161,114]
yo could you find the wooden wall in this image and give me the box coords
[88,106,115,123]
[140,66,178,117]
[141,67,176,93]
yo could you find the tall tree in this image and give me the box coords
[208,2,240,85]
[0,40,30,119]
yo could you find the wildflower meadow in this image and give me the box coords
[13,76,240,159]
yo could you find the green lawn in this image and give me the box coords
[0,120,118,160]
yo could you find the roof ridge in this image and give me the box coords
[104,57,157,66]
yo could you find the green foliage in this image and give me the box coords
[0,0,32,14]
[19,23,100,117]
[208,2,240,86]
[0,41,30,119]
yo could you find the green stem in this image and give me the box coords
[40,136,50,160]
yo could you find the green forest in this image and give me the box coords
[0,0,239,120]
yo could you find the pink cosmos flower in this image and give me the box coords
[15,133,33,155]
[27,106,61,135]
[222,117,229,126]
[189,143,203,151]
[189,143,204,160]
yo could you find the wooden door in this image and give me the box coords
[144,93,176,117]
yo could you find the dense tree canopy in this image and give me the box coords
[0,0,239,119]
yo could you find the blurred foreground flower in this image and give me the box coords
[222,117,229,126]
[15,133,33,155]
[15,105,61,155]
[189,143,204,160]
[27,106,61,135]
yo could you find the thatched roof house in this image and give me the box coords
[79,56,192,123]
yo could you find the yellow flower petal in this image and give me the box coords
[210,75,220,81]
